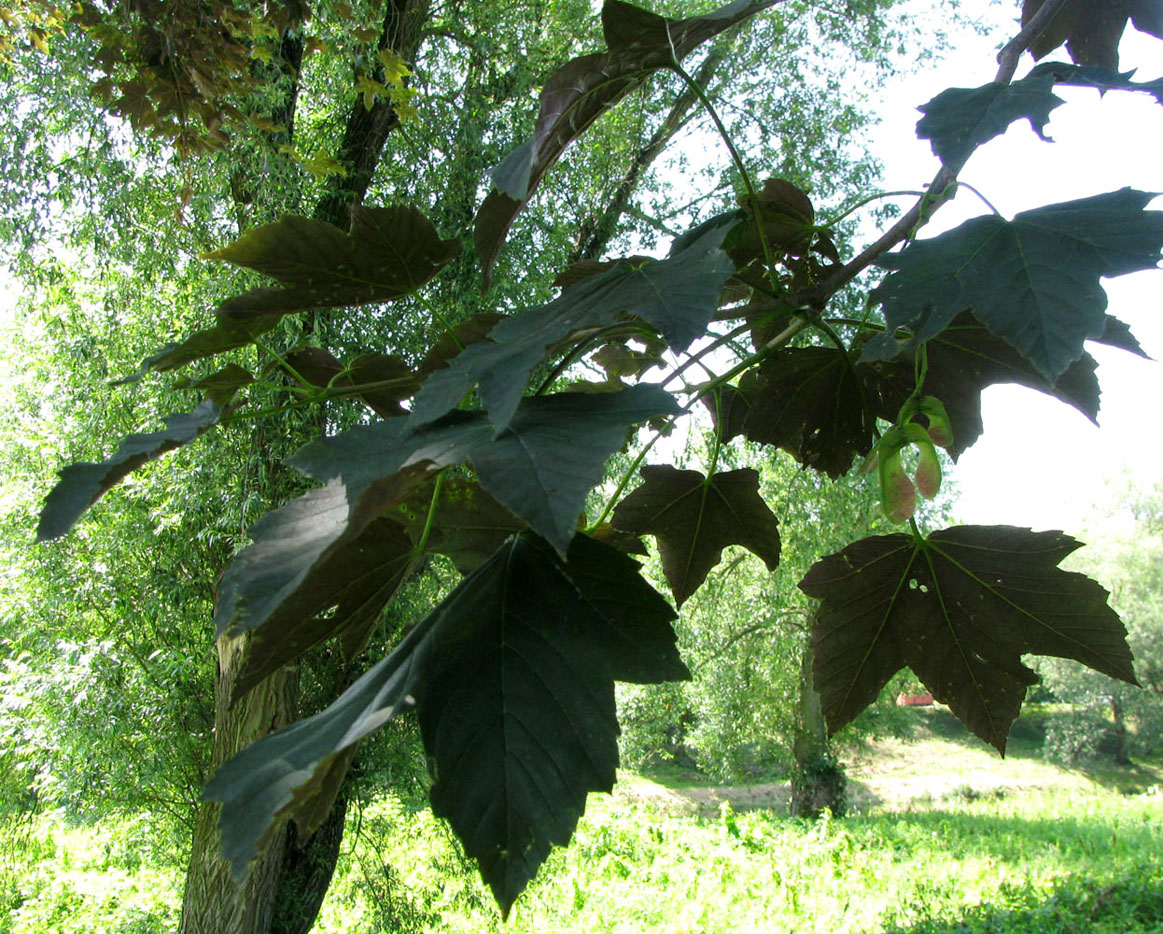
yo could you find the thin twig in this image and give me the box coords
[995,0,1070,84]
[792,5,1065,312]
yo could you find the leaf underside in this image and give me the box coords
[284,347,419,418]
[208,204,461,319]
[419,533,686,915]
[916,74,1062,170]
[206,533,687,916]
[233,517,417,699]
[394,477,526,575]
[474,0,778,281]
[411,221,732,431]
[916,62,1163,170]
[799,525,1137,753]
[213,387,678,652]
[740,347,874,478]
[38,400,221,541]
[862,311,1108,459]
[1022,0,1163,70]
[862,189,1163,381]
[612,464,781,605]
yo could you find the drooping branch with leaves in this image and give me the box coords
[30,0,1163,919]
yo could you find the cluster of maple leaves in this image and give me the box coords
[37,0,1163,915]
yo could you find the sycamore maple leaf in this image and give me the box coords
[800,526,1137,753]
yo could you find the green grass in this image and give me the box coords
[871,707,1163,797]
[3,739,1162,933]
[308,782,1163,933]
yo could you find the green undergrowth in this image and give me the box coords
[311,782,1163,934]
[0,810,182,934]
[2,776,1161,933]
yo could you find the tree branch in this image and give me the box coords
[995,0,1070,83]
[794,2,1069,314]
[569,37,733,263]
[313,0,433,228]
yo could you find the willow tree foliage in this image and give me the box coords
[16,0,1163,920]
[1040,481,1163,764]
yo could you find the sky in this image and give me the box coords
[867,11,1163,537]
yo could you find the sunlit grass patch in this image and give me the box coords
[315,780,1163,934]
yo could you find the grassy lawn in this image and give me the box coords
[310,768,1163,933]
[3,722,1161,933]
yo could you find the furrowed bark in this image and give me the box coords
[178,637,299,934]
[180,8,433,932]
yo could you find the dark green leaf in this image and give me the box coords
[418,533,684,915]
[122,314,281,378]
[395,478,525,574]
[918,61,1163,171]
[740,347,875,478]
[471,388,681,553]
[724,178,817,264]
[612,465,780,605]
[413,223,730,430]
[1093,314,1150,357]
[205,608,443,879]
[563,534,688,684]
[299,386,675,555]
[474,0,777,281]
[233,517,417,698]
[1022,0,1163,69]
[215,467,436,638]
[417,313,506,377]
[860,311,1104,459]
[862,189,1163,380]
[800,525,1137,752]
[215,387,676,640]
[1028,60,1163,104]
[175,363,254,409]
[701,382,752,444]
[206,532,683,909]
[915,74,1062,169]
[284,347,419,418]
[207,204,461,319]
[38,401,221,541]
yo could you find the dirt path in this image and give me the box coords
[614,736,1100,818]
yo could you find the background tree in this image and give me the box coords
[1040,480,1163,765]
[617,445,952,811]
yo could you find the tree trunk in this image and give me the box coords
[178,3,436,928]
[1109,696,1131,766]
[790,640,847,819]
[178,636,357,934]
[270,796,350,934]
[178,635,298,934]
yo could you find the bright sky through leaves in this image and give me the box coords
[872,16,1163,535]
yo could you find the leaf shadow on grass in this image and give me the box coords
[1064,757,1163,796]
[881,870,1163,934]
